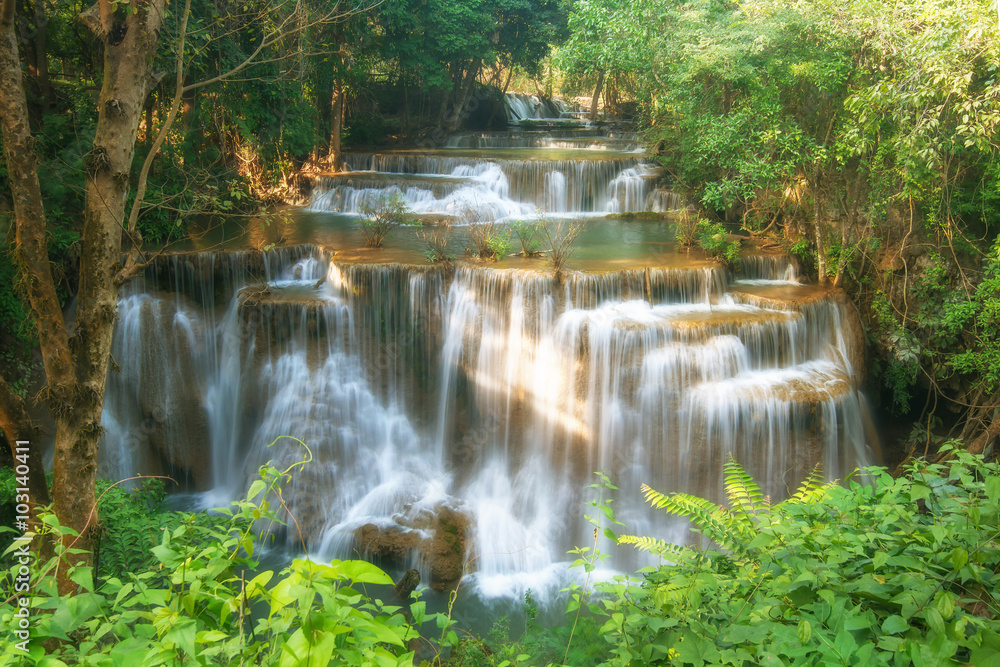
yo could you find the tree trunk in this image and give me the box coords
[968,403,1000,455]
[813,177,828,285]
[436,64,458,130]
[485,67,514,129]
[435,87,451,129]
[50,0,166,591]
[447,60,481,133]
[329,78,344,169]
[0,380,51,519]
[589,70,604,122]
[1,0,72,549]
[31,0,47,109]
[1,0,74,501]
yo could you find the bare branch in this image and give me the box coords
[119,0,192,280]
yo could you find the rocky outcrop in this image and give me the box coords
[352,503,472,592]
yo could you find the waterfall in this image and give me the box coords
[310,154,655,218]
[99,117,874,605]
[100,248,875,602]
[504,92,566,121]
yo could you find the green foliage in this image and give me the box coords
[419,225,455,263]
[512,221,545,257]
[0,463,423,665]
[786,237,814,272]
[90,478,173,584]
[695,220,741,268]
[947,237,1000,392]
[467,219,513,261]
[344,113,401,147]
[359,193,418,248]
[594,450,1000,666]
[672,210,700,247]
[866,235,1000,414]
[486,231,514,261]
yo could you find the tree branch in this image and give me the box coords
[119,0,191,281]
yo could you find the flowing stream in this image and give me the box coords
[99,95,876,604]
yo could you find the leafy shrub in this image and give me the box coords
[91,478,172,584]
[513,221,545,257]
[358,193,417,248]
[695,220,741,268]
[344,113,401,147]
[486,231,514,260]
[597,449,1000,666]
[0,464,423,665]
[673,209,700,246]
[419,225,455,262]
[465,211,512,261]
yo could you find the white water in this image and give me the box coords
[100,247,874,604]
[308,108,674,219]
[99,117,872,605]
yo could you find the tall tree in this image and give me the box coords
[0,0,374,592]
[1,0,168,588]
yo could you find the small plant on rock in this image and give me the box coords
[674,208,700,246]
[696,219,741,268]
[545,218,585,276]
[358,192,416,248]
[513,220,545,257]
[464,207,512,261]
[418,225,455,262]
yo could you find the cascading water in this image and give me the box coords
[100,120,875,605]
[504,92,568,121]
[309,113,676,218]
[101,244,875,601]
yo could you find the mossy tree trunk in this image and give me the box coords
[1,0,167,593]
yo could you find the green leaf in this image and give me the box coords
[882,615,908,635]
[340,559,394,585]
[797,619,812,644]
[986,476,1000,504]
[165,619,197,658]
[676,632,721,666]
[924,607,946,636]
[935,591,955,620]
[247,479,267,502]
[69,566,94,592]
[950,547,969,571]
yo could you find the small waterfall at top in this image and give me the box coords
[504,92,568,121]
[99,116,875,605]
[306,93,675,219]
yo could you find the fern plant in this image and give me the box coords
[619,455,834,557]
[593,448,1000,666]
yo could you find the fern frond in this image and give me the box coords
[617,534,698,560]
[640,484,754,553]
[783,464,837,505]
[724,454,769,526]
[788,464,824,502]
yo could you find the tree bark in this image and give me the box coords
[329,79,344,169]
[447,59,481,133]
[589,70,605,122]
[968,404,1000,455]
[31,0,47,109]
[813,176,828,285]
[46,0,166,589]
[0,378,51,516]
[1,0,70,544]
